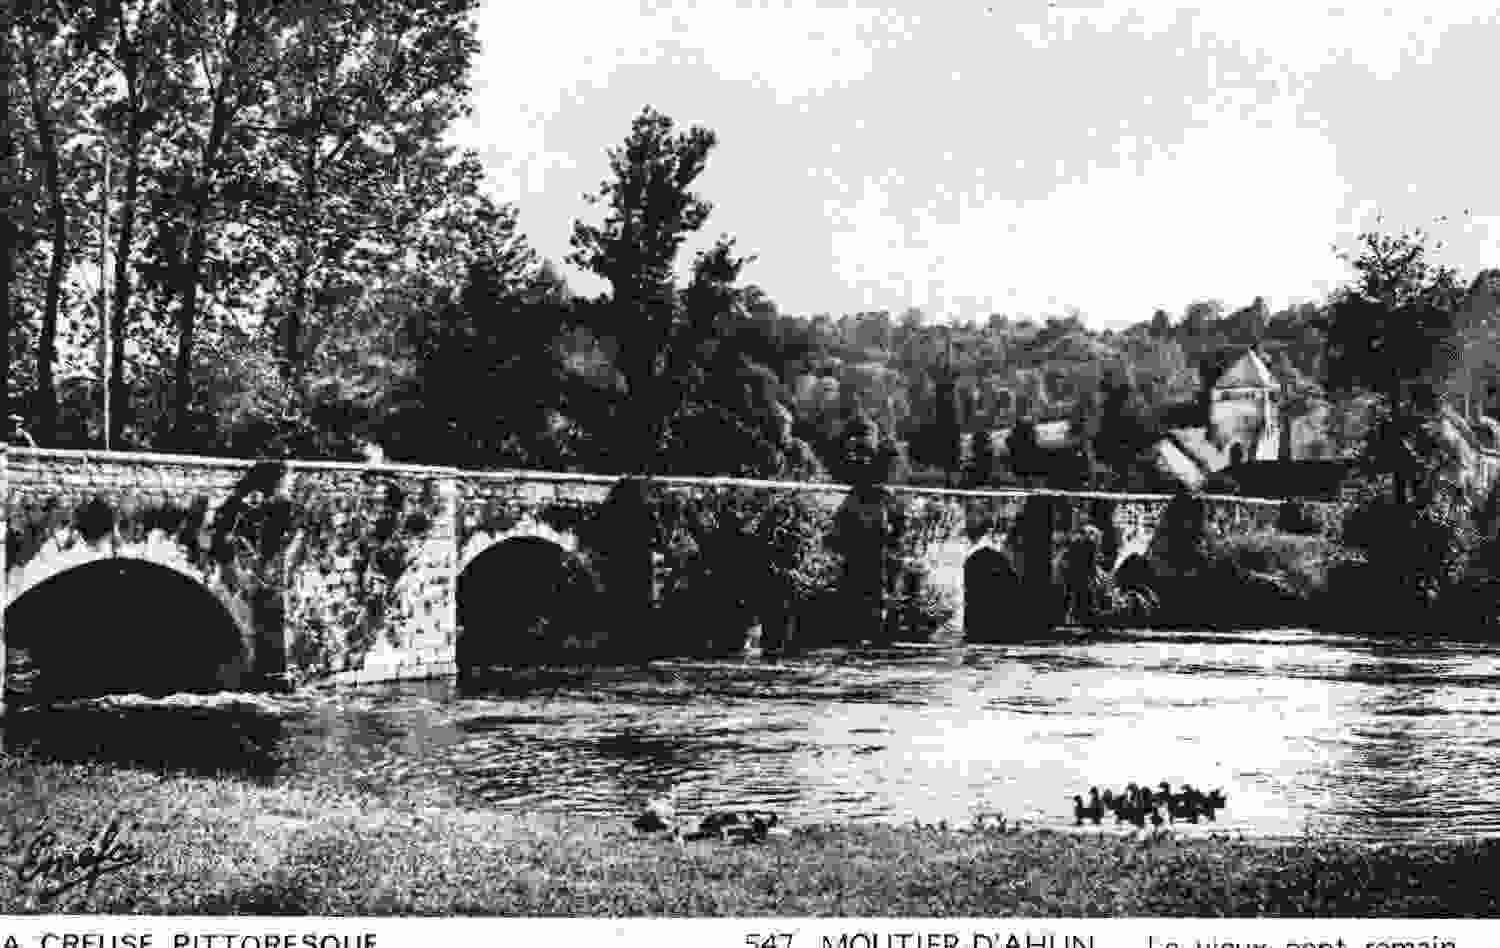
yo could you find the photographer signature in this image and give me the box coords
[6,817,148,902]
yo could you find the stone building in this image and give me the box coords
[1207,348,1282,462]
[1150,347,1282,490]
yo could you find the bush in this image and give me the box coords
[1205,530,1349,602]
[882,566,957,642]
[650,486,843,656]
[1340,483,1477,613]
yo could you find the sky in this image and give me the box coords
[451,1,1500,330]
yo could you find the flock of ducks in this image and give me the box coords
[1072,781,1227,828]
[632,792,783,844]
[631,780,1228,842]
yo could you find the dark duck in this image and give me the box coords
[1072,788,1105,825]
[686,810,781,844]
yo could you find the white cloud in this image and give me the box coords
[827,99,1354,324]
[1469,215,1500,266]
[1032,2,1499,79]
[453,0,914,199]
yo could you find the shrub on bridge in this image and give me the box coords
[882,569,957,642]
[879,495,958,642]
[645,485,843,657]
[1348,482,1477,581]
[1334,476,1480,634]
[1207,531,1346,599]
[1202,529,1352,627]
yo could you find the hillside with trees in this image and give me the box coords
[7,3,1500,492]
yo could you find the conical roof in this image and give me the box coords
[1213,348,1278,390]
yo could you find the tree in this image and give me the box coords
[833,416,897,487]
[13,0,107,443]
[909,353,962,484]
[378,204,571,467]
[1148,308,1172,338]
[1224,297,1272,348]
[1180,300,1224,336]
[1451,268,1500,419]
[1092,367,1154,486]
[1323,226,1465,505]
[569,105,717,474]
[965,429,995,488]
[0,0,25,418]
[1006,417,1044,486]
[85,0,181,447]
[251,0,480,389]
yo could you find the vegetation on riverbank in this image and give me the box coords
[2,755,1496,916]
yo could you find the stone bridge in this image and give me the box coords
[0,446,1329,706]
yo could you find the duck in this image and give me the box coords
[687,810,780,843]
[1071,788,1105,825]
[1168,784,1202,823]
[1186,784,1218,822]
[1089,787,1106,822]
[632,792,678,834]
[1153,781,1174,809]
[1113,786,1150,828]
[727,812,780,844]
[1110,782,1137,823]
[1204,788,1228,820]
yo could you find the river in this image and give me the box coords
[7,628,1500,844]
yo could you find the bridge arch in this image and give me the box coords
[4,542,254,702]
[458,517,579,574]
[6,527,258,643]
[455,534,601,675]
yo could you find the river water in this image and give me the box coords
[8,628,1500,844]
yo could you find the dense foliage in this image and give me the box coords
[13,4,1500,645]
[10,37,1500,494]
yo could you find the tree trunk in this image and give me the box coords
[0,39,13,421]
[1391,382,1408,508]
[170,73,236,448]
[171,213,206,448]
[283,90,318,389]
[24,56,63,445]
[110,98,141,449]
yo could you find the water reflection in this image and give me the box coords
[0,697,288,781]
[6,629,1500,842]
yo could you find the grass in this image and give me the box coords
[2,755,1498,916]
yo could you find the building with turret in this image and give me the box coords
[1207,348,1281,463]
[1151,347,1282,489]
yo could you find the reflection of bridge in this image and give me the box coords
[1,446,1314,704]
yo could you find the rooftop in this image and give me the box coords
[1211,348,1279,391]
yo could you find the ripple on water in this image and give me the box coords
[12,632,1500,843]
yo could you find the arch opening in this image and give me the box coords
[4,559,249,705]
[963,548,1022,643]
[456,537,602,676]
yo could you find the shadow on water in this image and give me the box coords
[0,698,289,781]
[1,554,292,780]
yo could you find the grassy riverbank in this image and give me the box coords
[2,757,1497,916]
